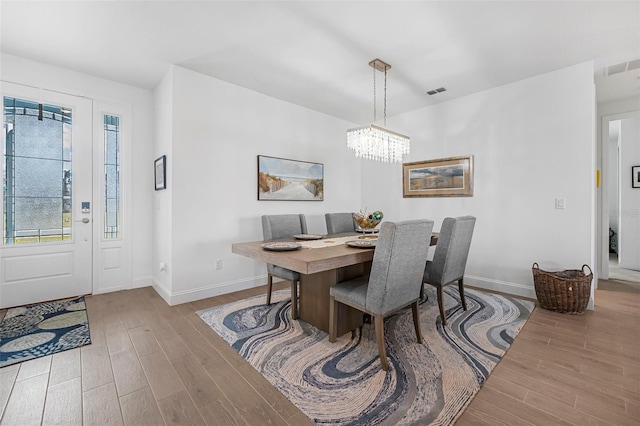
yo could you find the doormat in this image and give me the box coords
[0,296,91,368]
[197,287,534,425]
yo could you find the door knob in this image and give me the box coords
[81,218,90,224]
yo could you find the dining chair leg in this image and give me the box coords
[420,282,425,300]
[374,315,388,371]
[411,301,423,344]
[266,274,273,305]
[328,296,338,343]
[291,280,299,319]
[458,278,467,311]
[437,285,447,325]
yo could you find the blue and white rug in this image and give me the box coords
[197,287,534,425]
[0,296,91,368]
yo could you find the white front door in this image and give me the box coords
[1,82,93,308]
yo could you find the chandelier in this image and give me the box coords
[347,58,410,163]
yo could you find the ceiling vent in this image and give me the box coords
[426,87,446,96]
[606,59,640,77]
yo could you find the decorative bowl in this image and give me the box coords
[352,210,383,234]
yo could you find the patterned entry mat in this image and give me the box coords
[0,296,91,368]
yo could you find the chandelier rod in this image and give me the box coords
[384,66,387,127]
[373,62,377,124]
[368,58,391,126]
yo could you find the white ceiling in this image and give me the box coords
[1,1,639,123]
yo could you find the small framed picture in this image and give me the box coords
[155,155,166,190]
[633,165,640,188]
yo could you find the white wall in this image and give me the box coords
[157,65,362,304]
[618,115,640,270]
[0,53,154,289]
[152,68,174,299]
[362,62,596,299]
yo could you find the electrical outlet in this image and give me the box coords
[215,259,222,270]
[159,262,167,272]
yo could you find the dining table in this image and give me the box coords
[232,232,439,336]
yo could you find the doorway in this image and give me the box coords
[1,83,93,308]
[602,112,640,287]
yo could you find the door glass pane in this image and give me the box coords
[15,198,63,230]
[104,115,120,239]
[14,113,63,159]
[14,157,63,197]
[3,97,72,245]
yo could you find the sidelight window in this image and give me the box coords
[104,114,120,239]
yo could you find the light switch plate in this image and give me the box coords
[555,198,566,209]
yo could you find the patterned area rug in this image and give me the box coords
[0,296,91,368]
[197,287,534,425]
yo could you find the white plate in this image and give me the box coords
[293,234,324,240]
[345,240,377,248]
[261,242,302,251]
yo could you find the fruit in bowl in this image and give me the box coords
[352,210,383,232]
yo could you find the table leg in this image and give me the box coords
[298,264,366,336]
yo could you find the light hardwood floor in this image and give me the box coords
[0,278,638,425]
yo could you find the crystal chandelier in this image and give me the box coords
[347,58,410,163]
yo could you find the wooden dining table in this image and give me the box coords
[232,232,439,336]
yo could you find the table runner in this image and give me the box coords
[298,235,374,249]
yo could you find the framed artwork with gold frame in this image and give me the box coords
[402,155,474,198]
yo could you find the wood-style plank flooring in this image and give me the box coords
[0,278,638,425]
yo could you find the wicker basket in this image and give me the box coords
[532,263,592,314]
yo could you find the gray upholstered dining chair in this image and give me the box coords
[325,212,356,234]
[261,214,307,319]
[328,219,434,371]
[421,216,476,325]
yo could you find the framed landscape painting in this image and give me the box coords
[403,155,474,197]
[258,155,324,201]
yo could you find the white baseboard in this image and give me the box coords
[151,275,268,306]
[464,275,537,300]
[139,274,534,305]
[98,273,597,311]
